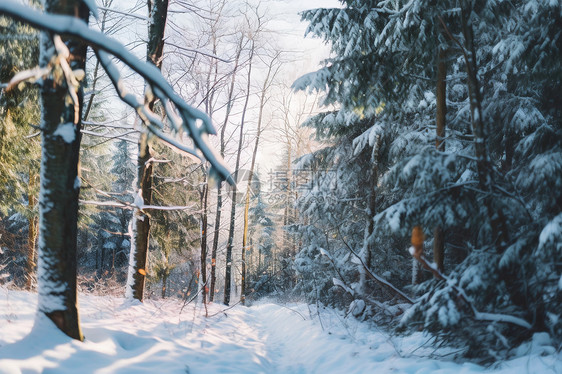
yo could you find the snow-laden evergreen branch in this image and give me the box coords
[409,247,532,330]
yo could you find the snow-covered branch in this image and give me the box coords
[94,49,200,158]
[0,1,233,184]
[79,200,201,213]
[409,243,532,330]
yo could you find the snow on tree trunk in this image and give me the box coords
[224,37,255,306]
[126,0,168,301]
[209,184,222,302]
[200,179,208,305]
[359,134,381,296]
[36,0,89,341]
[210,34,243,303]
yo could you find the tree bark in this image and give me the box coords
[127,0,169,301]
[161,272,168,298]
[36,0,89,341]
[461,6,508,248]
[433,47,447,273]
[25,171,38,290]
[360,135,381,294]
[240,53,278,305]
[209,185,221,302]
[210,36,243,303]
[224,36,254,306]
[200,179,208,304]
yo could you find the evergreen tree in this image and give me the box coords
[0,14,40,289]
[295,0,561,359]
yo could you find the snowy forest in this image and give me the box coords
[0,0,561,372]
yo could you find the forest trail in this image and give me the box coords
[1,290,560,374]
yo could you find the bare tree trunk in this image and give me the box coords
[25,171,38,290]
[225,37,255,306]
[127,0,169,301]
[210,36,243,303]
[36,0,88,341]
[433,47,447,274]
[241,195,248,304]
[461,6,508,247]
[210,186,221,302]
[359,135,381,294]
[25,215,38,290]
[200,179,208,304]
[161,273,167,298]
[240,52,279,305]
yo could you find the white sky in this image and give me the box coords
[249,0,341,173]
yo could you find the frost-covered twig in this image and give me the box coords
[81,129,138,142]
[97,6,149,21]
[206,299,242,318]
[167,42,231,63]
[179,278,209,315]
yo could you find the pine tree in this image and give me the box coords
[0,14,40,289]
[295,0,561,359]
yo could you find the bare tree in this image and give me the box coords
[223,32,254,305]
[240,50,281,304]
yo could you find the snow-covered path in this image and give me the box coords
[1,289,561,373]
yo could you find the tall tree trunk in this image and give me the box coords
[127,0,168,301]
[210,36,243,303]
[161,272,168,298]
[433,47,447,274]
[25,214,38,290]
[240,197,248,304]
[200,179,208,304]
[359,135,381,294]
[224,37,255,306]
[461,6,508,248]
[36,0,88,341]
[25,171,38,290]
[210,185,221,302]
[240,53,278,305]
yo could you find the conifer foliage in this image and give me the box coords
[294,0,561,359]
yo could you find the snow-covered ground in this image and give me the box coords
[0,288,560,374]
